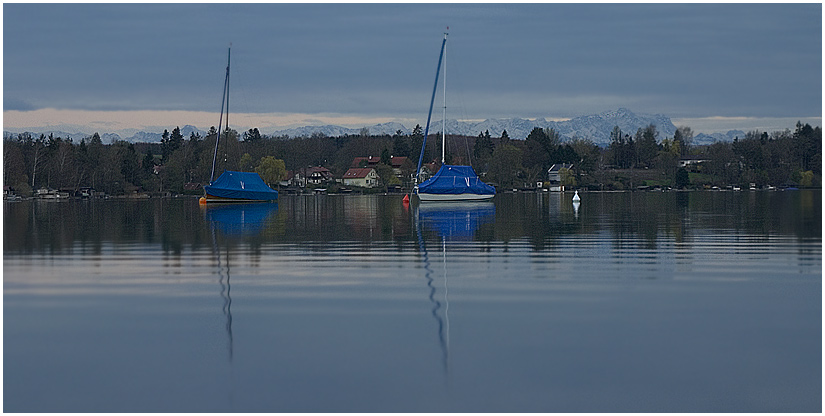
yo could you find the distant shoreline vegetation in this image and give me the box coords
[3,121,821,198]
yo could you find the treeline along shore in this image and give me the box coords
[3,121,821,198]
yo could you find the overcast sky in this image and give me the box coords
[3,3,821,135]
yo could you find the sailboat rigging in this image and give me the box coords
[413,32,496,202]
[200,45,278,204]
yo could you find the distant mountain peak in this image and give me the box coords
[598,107,632,118]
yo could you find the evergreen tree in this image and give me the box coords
[142,149,155,176]
[473,132,494,160]
[412,124,423,139]
[674,126,693,157]
[794,122,821,173]
[161,129,172,161]
[243,128,262,142]
[609,126,624,167]
[523,127,560,170]
[635,124,659,168]
[170,127,183,150]
[488,144,522,188]
[392,135,411,158]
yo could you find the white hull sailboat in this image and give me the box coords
[413,31,496,202]
[200,45,278,204]
[416,191,495,202]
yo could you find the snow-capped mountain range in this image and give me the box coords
[2,108,740,146]
[270,108,678,145]
[692,130,747,145]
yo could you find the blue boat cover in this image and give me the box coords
[417,165,496,195]
[204,171,278,201]
[205,203,278,236]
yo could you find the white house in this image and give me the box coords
[678,157,707,168]
[307,167,333,185]
[342,168,379,188]
[547,163,574,183]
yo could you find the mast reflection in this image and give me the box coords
[415,202,495,374]
[212,228,234,361]
[204,202,279,362]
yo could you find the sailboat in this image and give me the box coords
[200,45,278,204]
[413,32,496,202]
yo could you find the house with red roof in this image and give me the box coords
[342,167,379,188]
[351,156,413,181]
[306,167,333,185]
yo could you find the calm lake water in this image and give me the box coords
[4,190,821,412]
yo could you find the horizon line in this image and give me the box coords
[3,108,821,137]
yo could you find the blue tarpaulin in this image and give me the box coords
[204,171,279,201]
[417,165,496,195]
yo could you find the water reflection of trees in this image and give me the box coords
[515,190,820,251]
[688,190,821,240]
[491,192,595,251]
[600,192,691,250]
[4,191,820,255]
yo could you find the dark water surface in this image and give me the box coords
[4,191,821,412]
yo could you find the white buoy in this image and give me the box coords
[572,190,581,202]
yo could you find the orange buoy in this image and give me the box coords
[199,197,207,205]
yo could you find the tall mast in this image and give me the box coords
[226,44,230,140]
[210,44,231,184]
[441,31,447,165]
[415,33,448,183]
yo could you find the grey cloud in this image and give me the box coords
[4,97,37,111]
[3,4,820,122]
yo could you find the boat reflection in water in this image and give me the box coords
[415,202,495,374]
[204,202,279,237]
[417,201,495,241]
[203,202,279,362]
